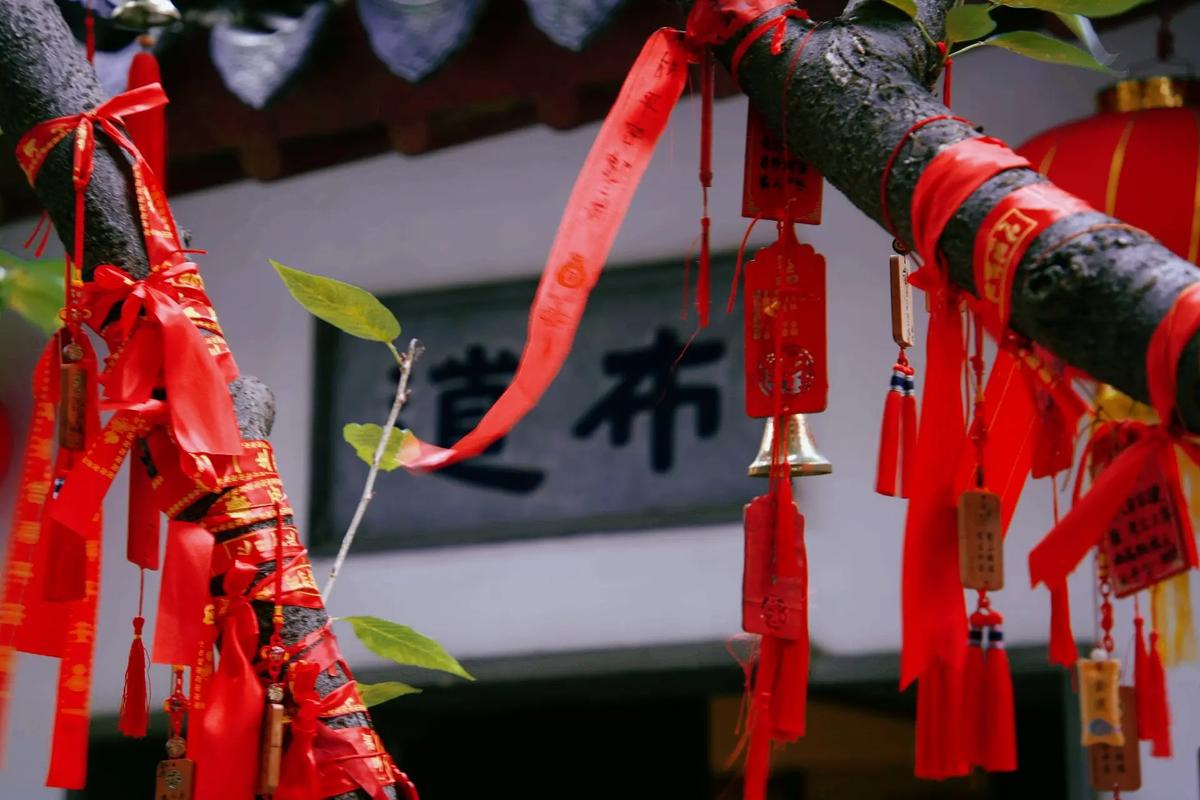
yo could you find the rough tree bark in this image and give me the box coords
[0,3,391,799]
[692,0,1200,428]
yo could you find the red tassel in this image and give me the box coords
[1048,581,1077,667]
[1148,630,1172,757]
[981,624,1017,772]
[875,369,903,496]
[961,623,986,768]
[915,658,967,779]
[900,371,917,497]
[1135,614,1153,741]
[117,616,150,738]
[743,635,779,800]
[125,43,167,186]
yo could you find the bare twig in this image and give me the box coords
[322,337,423,603]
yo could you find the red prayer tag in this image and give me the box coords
[1092,429,1197,598]
[743,231,828,417]
[742,107,822,223]
[742,494,807,641]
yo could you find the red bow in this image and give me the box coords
[16,84,176,273]
[276,661,324,800]
[85,262,241,457]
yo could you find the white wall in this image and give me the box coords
[1,8,1198,797]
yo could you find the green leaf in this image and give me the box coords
[357,681,421,708]
[881,0,917,18]
[946,4,996,43]
[0,252,64,335]
[270,260,400,342]
[1053,12,1117,65]
[343,423,415,471]
[994,0,1147,18]
[982,30,1113,72]
[341,616,474,681]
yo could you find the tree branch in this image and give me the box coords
[716,0,1200,428]
[0,3,396,798]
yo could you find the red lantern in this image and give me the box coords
[1018,76,1200,262]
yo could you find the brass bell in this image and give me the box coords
[747,414,832,478]
[111,0,181,30]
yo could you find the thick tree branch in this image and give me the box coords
[716,0,1200,428]
[0,3,393,798]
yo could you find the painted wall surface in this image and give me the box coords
[1,9,1198,797]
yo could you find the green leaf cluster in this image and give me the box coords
[340,616,474,708]
[881,0,1137,73]
[342,423,416,470]
[0,251,64,335]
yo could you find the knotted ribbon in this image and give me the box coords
[1030,282,1200,633]
[406,0,797,469]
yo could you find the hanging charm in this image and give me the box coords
[157,736,195,800]
[875,246,917,497]
[1078,651,1123,747]
[741,106,822,224]
[157,666,195,800]
[58,341,88,452]
[1088,686,1141,792]
[742,230,828,418]
[958,490,1004,590]
[258,682,285,795]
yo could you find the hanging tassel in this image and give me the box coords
[1134,613,1153,742]
[982,620,1017,772]
[961,621,986,768]
[875,364,905,497]
[900,367,917,497]
[125,37,167,184]
[117,615,150,738]
[1148,630,1172,757]
[696,48,715,328]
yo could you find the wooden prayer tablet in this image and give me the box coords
[58,361,88,451]
[958,489,1004,590]
[1078,657,1123,747]
[1088,687,1141,792]
[890,254,915,349]
[742,107,823,224]
[156,758,195,800]
[258,698,285,795]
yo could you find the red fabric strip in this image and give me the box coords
[879,115,974,244]
[972,183,1093,331]
[910,137,1031,271]
[406,1,791,470]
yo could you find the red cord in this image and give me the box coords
[879,114,975,245]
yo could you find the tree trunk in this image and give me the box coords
[0,3,394,798]
[702,0,1200,427]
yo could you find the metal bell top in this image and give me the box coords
[112,0,181,31]
[747,414,832,478]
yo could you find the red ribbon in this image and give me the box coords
[972,184,1094,331]
[406,1,792,469]
[276,661,324,800]
[1030,283,1200,595]
[85,262,241,456]
[190,562,265,800]
[909,137,1031,271]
